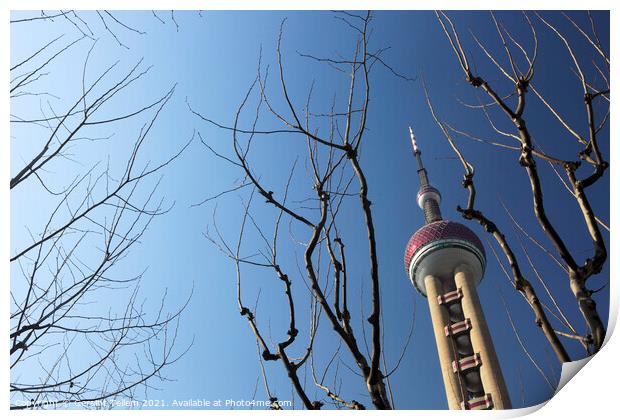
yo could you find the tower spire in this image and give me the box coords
[408,126,442,223]
[409,126,429,186]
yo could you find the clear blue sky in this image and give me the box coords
[10,10,610,409]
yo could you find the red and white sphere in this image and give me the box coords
[404,220,486,296]
[417,185,441,209]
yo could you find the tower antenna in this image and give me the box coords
[409,126,419,153]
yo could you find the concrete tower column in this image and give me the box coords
[424,274,467,409]
[454,264,512,409]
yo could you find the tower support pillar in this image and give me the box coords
[454,265,511,409]
[424,274,467,409]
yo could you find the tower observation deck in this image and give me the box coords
[404,127,511,410]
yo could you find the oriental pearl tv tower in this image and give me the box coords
[404,127,511,410]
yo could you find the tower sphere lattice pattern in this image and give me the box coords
[404,220,486,272]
